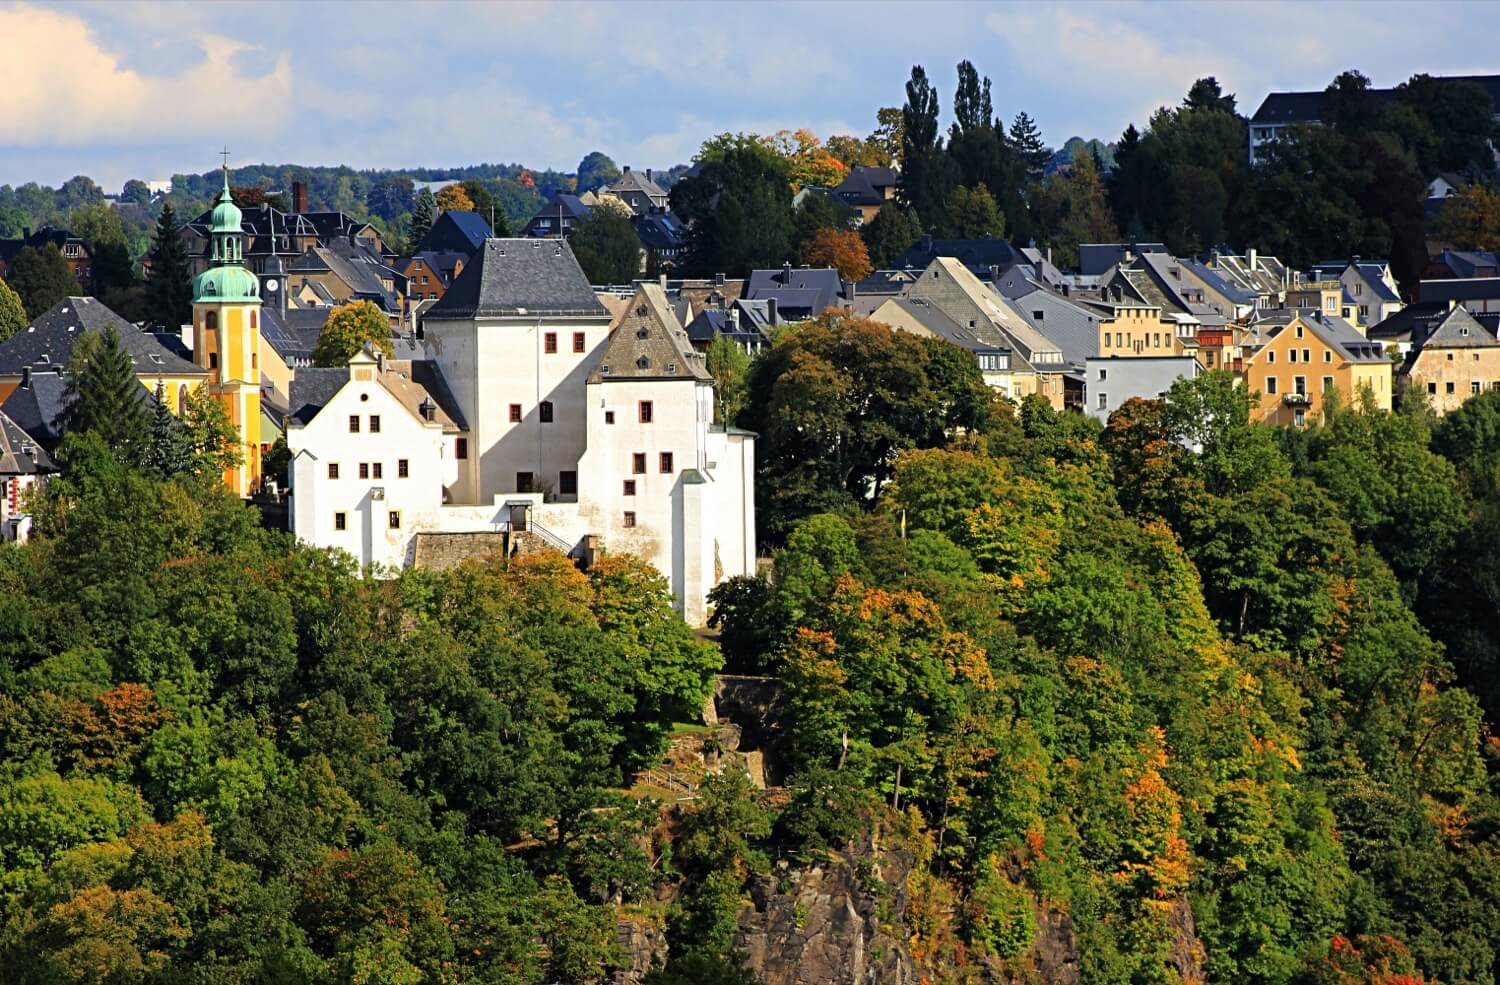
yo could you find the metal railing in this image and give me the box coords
[525,519,574,555]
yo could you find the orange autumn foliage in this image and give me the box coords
[802,228,873,281]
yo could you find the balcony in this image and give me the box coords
[1282,391,1312,407]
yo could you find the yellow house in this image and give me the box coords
[1242,311,1392,426]
[1401,305,1500,413]
[1095,302,1190,357]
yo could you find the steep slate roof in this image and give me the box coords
[591,283,711,383]
[0,297,206,378]
[607,169,669,202]
[1309,259,1401,302]
[743,265,845,318]
[287,239,402,310]
[685,301,774,347]
[259,307,333,363]
[1408,305,1498,351]
[879,297,1010,357]
[1003,290,1103,367]
[1077,242,1167,277]
[524,193,593,234]
[423,239,608,320]
[1367,302,1443,344]
[0,407,55,474]
[287,367,349,426]
[417,210,492,254]
[1268,312,1388,363]
[633,211,687,251]
[832,166,898,206]
[1180,259,1258,305]
[0,367,71,449]
[912,257,1063,366]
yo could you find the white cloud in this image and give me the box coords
[0,3,292,147]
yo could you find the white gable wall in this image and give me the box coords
[288,372,448,570]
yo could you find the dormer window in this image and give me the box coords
[636,327,649,339]
[636,355,650,369]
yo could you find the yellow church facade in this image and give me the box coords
[191,164,264,496]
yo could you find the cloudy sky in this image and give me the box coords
[1,0,1495,190]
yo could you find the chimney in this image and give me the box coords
[920,233,933,253]
[714,272,725,286]
[622,165,631,174]
[728,307,741,332]
[659,272,667,290]
[767,297,778,325]
[782,261,792,284]
[1046,246,1053,265]
[19,367,30,389]
[292,181,307,214]
[1248,247,1258,269]
[645,168,653,184]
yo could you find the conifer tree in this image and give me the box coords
[410,189,437,247]
[1008,112,1050,183]
[67,327,150,464]
[143,382,192,479]
[144,204,192,330]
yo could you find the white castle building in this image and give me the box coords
[285,239,756,623]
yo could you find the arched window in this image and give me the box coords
[178,385,189,415]
[205,311,219,331]
[250,311,257,331]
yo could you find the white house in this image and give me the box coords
[286,239,756,623]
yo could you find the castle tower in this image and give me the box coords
[192,160,263,496]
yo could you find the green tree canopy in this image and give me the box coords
[569,206,640,284]
[0,277,27,342]
[8,243,79,319]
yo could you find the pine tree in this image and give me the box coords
[410,189,437,247]
[66,327,151,464]
[143,382,192,479]
[1008,112,1050,183]
[144,204,192,330]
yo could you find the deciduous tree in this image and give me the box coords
[312,300,394,366]
[801,227,872,280]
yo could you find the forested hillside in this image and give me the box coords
[5,314,1500,983]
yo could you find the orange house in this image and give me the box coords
[1241,312,1391,426]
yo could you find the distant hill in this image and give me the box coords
[1044,137,1116,176]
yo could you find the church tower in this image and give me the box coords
[192,160,262,496]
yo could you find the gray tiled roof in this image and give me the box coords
[591,284,710,383]
[1003,291,1102,367]
[424,239,608,320]
[287,367,349,426]
[259,307,333,362]
[0,297,206,378]
[1411,305,1498,350]
[0,368,70,449]
[0,407,55,474]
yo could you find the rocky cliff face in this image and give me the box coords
[736,834,917,985]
